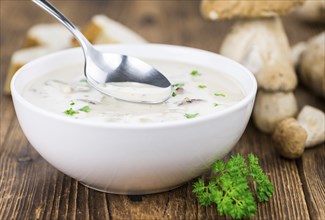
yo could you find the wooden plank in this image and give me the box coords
[295,87,325,220]
[0,119,311,219]
[0,98,16,148]
[228,124,310,220]
[0,117,38,219]
[298,146,325,220]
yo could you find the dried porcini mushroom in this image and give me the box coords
[273,118,307,159]
[200,0,304,20]
[220,17,297,92]
[297,32,325,98]
[179,97,204,106]
[295,0,325,23]
[76,99,98,105]
[297,105,325,148]
[175,87,184,95]
[253,91,298,133]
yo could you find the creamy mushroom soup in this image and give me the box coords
[23,59,245,124]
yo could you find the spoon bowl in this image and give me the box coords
[85,51,173,103]
[32,0,172,103]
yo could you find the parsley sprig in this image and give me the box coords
[193,153,274,219]
[247,154,274,202]
[64,101,91,116]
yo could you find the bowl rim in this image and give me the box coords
[11,43,257,130]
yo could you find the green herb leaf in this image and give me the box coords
[64,108,79,116]
[248,154,274,202]
[172,83,185,87]
[80,79,88,83]
[198,85,207,89]
[184,113,199,119]
[193,154,274,219]
[70,101,75,106]
[79,105,90,113]
[172,92,177,97]
[214,93,225,97]
[214,103,219,107]
[191,70,201,76]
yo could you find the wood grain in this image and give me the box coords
[298,146,325,220]
[1,1,324,220]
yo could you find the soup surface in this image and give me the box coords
[23,59,245,124]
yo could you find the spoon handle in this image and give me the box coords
[32,0,92,54]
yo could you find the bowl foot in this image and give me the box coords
[79,181,186,195]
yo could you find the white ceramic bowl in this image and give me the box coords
[11,44,257,194]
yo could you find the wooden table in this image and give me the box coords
[1,1,324,219]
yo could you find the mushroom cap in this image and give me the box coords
[273,118,307,159]
[200,0,304,20]
[297,105,325,147]
[295,0,325,23]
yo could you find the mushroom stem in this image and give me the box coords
[220,17,297,92]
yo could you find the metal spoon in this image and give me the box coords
[32,0,172,103]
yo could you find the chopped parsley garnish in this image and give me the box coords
[172,83,185,87]
[193,153,274,219]
[64,102,90,116]
[80,79,88,83]
[214,93,225,97]
[191,70,201,76]
[198,85,207,89]
[64,108,79,116]
[184,113,199,119]
[214,103,219,107]
[172,92,177,97]
[79,105,90,113]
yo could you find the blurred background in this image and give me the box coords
[1,0,323,77]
